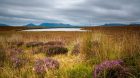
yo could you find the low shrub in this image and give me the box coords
[44,41,64,47]
[93,60,135,78]
[7,42,24,47]
[13,48,24,54]
[26,42,44,47]
[11,56,27,68]
[46,47,68,56]
[33,58,59,74]
[6,48,27,68]
[44,58,59,70]
[33,59,46,74]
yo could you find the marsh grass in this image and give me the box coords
[80,32,94,60]
[0,27,140,78]
[0,45,6,67]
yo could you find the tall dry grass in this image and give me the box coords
[0,27,140,78]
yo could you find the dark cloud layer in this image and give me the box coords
[0,0,140,25]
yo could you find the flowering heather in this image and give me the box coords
[33,58,59,74]
[44,58,59,70]
[13,48,24,54]
[34,59,46,74]
[93,60,132,78]
[8,48,24,56]
[11,56,26,68]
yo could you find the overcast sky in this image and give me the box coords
[0,0,140,26]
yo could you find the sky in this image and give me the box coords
[0,0,140,26]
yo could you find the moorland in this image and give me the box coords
[0,25,140,78]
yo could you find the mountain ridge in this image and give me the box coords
[0,23,10,26]
[1,22,140,27]
[25,23,36,26]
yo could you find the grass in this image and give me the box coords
[0,26,140,78]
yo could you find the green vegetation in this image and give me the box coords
[0,26,140,78]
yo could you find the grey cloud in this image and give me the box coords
[0,0,140,26]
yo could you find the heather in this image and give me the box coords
[0,26,140,78]
[93,60,135,78]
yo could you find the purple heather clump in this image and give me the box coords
[8,48,24,56]
[93,60,130,78]
[33,58,59,74]
[34,59,46,74]
[7,48,26,68]
[44,58,59,70]
[14,48,24,54]
[11,56,26,68]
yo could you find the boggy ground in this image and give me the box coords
[0,26,140,78]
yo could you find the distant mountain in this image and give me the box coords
[24,23,77,28]
[129,23,140,26]
[102,23,127,26]
[39,23,74,28]
[25,23,36,26]
[0,23,9,26]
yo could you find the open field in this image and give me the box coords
[0,26,140,78]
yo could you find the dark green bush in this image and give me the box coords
[46,47,68,56]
